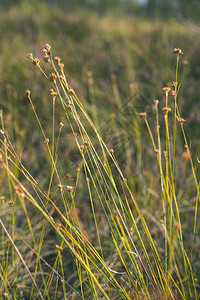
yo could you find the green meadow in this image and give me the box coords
[0,1,199,299]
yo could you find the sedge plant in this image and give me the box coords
[0,44,199,299]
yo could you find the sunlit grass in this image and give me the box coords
[0,42,199,299]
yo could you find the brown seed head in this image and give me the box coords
[44,43,51,52]
[162,87,171,94]
[48,73,57,82]
[171,90,176,97]
[50,89,57,97]
[172,81,178,88]
[59,63,64,69]
[55,244,63,252]
[45,138,49,144]
[154,99,159,105]
[32,58,40,66]
[69,207,79,222]
[57,184,62,190]
[110,149,114,155]
[173,48,184,55]
[15,185,25,199]
[66,185,74,192]
[27,53,33,59]
[182,59,189,66]
[59,74,65,81]
[25,89,31,97]
[175,222,181,230]
[162,107,171,112]
[66,173,71,179]
[137,112,147,119]
[176,116,186,123]
[182,151,190,163]
[54,56,61,63]
[43,54,50,62]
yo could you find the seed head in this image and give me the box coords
[171,90,176,97]
[176,116,186,123]
[59,74,65,81]
[162,107,171,112]
[55,244,63,251]
[25,89,31,97]
[48,73,57,82]
[57,184,62,190]
[162,87,171,94]
[154,99,159,105]
[173,48,184,56]
[110,149,114,155]
[172,82,178,88]
[15,185,25,199]
[44,43,51,52]
[27,53,33,59]
[59,63,64,69]
[45,138,49,144]
[32,58,40,66]
[66,185,74,192]
[50,89,57,97]
[183,59,188,65]
[54,56,61,64]
[182,151,190,163]
[137,112,147,119]
[43,54,50,62]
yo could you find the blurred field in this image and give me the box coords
[0,1,200,298]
